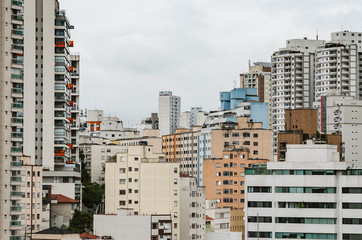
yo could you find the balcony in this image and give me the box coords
[10,220,21,226]
[11,132,23,139]
[10,237,21,240]
[54,150,65,156]
[11,59,23,65]
[10,161,22,167]
[12,1,23,7]
[10,176,22,182]
[10,191,22,197]
[11,44,23,51]
[11,88,23,94]
[11,74,23,80]
[10,206,21,212]
[70,73,79,77]
[11,15,23,21]
[11,147,22,153]
[11,103,23,109]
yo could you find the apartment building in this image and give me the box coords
[80,143,126,184]
[0,0,25,238]
[319,94,362,167]
[179,107,208,129]
[315,43,359,101]
[203,149,268,238]
[20,156,43,237]
[94,209,172,240]
[245,141,362,239]
[69,54,80,164]
[162,128,201,176]
[22,1,81,203]
[271,38,324,153]
[205,200,231,233]
[159,91,181,136]
[179,176,205,240]
[240,62,272,128]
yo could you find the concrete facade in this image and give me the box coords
[245,141,362,239]
[159,91,181,136]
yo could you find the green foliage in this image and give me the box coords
[68,209,93,233]
[82,182,104,209]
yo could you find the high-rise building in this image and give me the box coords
[271,38,324,153]
[319,94,362,167]
[23,1,81,201]
[158,91,181,136]
[245,141,362,239]
[240,62,272,129]
[0,0,25,238]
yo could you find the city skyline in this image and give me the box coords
[61,0,362,125]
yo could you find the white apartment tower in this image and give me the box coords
[23,1,81,201]
[0,0,25,239]
[271,38,324,152]
[158,91,181,136]
[245,141,362,239]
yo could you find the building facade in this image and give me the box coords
[0,0,25,238]
[158,91,181,136]
[245,141,362,239]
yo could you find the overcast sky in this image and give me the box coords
[61,0,362,126]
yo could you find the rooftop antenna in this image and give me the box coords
[316,29,319,40]
[248,59,251,69]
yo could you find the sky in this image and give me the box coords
[61,0,362,126]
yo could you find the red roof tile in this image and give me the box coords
[206,216,214,221]
[51,194,78,203]
[80,232,99,239]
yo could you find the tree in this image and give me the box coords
[82,182,104,210]
[68,209,93,233]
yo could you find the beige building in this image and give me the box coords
[50,194,78,228]
[203,149,268,239]
[179,176,205,240]
[0,0,25,238]
[105,145,205,240]
[211,117,272,161]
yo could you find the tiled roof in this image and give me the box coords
[80,232,99,239]
[51,194,78,203]
[206,215,214,221]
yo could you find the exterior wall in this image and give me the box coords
[159,91,181,136]
[245,142,362,240]
[139,162,180,240]
[211,118,272,161]
[205,232,242,240]
[205,200,231,233]
[51,203,73,228]
[1,0,25,238]
[105,145,163,215]
[315,43,359,101]
[21,157,43,235]
[284,109,318,134]
[32,233,81,240]
[230,209,243,233]
[321,95,362,167]
[179,177,205,240]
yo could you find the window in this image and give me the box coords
[343,203,362,209]
[216,181,221,186]
[276,217,336,224]
[253,142,258,146]
[119,168,126,173]
[216,163,221,168]
[342,188,362,194]
[248,186,272,193]
[243,132,250,137]
[343,218,362,225]
[253,133,258,138]
[128,167,132,171]
[119,201,125,206]
[248,232,272,238]
[231,133,239,137]
[119,190,126,195]
[253,150,258,155]
[243,141,250,146]
[119,179,126,184]
[247,201,272,208]
[248,216,272,223]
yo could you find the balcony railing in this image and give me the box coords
[10,220,21,226]
[11,133,23,138]
[11,118,23,123]
[10,206,22,212]
[11,103,23,109]
[11,88,23,94]
[10,191,22,197]
[11,147,22,153]
[11,59,23,65]
[11,45,23,51]
[11,15,23,21]
[10,176,22,182]
[10,161,22,167]
[10,236,22,240]
[11,74,23,79]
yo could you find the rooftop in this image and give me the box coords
[51,194,78,203]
